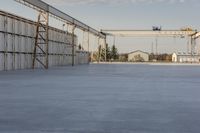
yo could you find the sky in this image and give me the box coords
[0,0,200,53]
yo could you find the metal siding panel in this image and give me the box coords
[19,54,23,69]
[21,22,25,35]
[14,54,19,70]
[7,17,13,33]
[27,38,31,53]
[0,33,4,51]
[49,55,51,67]
[14,20,18,34]
[0,53,4,71]
[31,38,34,52]
[20,37,25,52]
[0,10,89,71]
[7,53,13,70]
[0,15,4,32]
[14,36,19,52]
[7,34,13,52]
[27,23,32,37]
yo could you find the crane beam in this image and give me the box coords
[15,0,106,38]
[101,30,196,37]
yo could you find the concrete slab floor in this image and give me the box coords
[0,63,200,133]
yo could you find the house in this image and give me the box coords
[128,50,149,62]
[172,53,200,63]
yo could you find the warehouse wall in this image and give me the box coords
[76,51,89,65]
[0,10,89,71]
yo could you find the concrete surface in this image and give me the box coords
[0,63,200,133]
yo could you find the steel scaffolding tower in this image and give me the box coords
[33,11,49,69]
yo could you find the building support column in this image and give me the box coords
[104,37,107,62]
[71,25,76,66]
[87,32,90,53]
[97,37,101,63]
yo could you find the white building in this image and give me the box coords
[128,50,149,62]
[172,53,200,63]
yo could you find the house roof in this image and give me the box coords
[173,52,200,57]
[128,50,149,55]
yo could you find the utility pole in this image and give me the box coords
[98,37,101,63]
[187,36,190,54]
[104,37,107,62]
[155,37,158,55]
[151,42,154,54]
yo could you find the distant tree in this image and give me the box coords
[149,53,172,62]
[96,44,119,62]
[110,45,119,60]
[149,53,155,61]
[119,54,128,62]
[106,44,111,60]
[100,44,111,61]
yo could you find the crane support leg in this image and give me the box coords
[32,11,49,69]
[104,38,107,62]
[71,25,76,66]
[98,37,101,63]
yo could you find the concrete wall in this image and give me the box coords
[128,51,149,62]
[0,10,89,71]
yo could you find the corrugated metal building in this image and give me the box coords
[0,10,89,71]
[172,53,200,63]
[128,50,149,62]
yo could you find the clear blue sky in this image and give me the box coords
[1,0,200,53]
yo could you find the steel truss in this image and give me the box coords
[14,0,105,39]
[32,11,49,69]
[14,0,107,66]
[102,29,200,55]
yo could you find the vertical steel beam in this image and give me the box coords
[46,13,49,68]
[104,37,107,62]
[12,18,15,70]
[87,32,90,53]
[155,37,158,55]
[18,22,22,69]
[187,36,190,54]
[97,37,101,63]
[4,15,8,71]
[191,37,193,55]
[82,30,85,51]
[71,25,76,66]
[87,32,90,64]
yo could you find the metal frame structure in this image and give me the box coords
[101,29,200,56]
[13,0,200,63]
[101,30,196,37]
[70,25,76,66]
[1,9,88,71]
[14,0,107,67]
[15,0,105,39]
[33,11,49,69]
